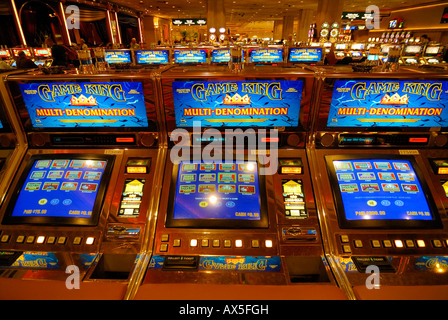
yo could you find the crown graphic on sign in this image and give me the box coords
[223,93,251,105]
[379,93,409,105]
[70,95,97,106]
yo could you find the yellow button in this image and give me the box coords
[417,240,426,248]
[235,240,243,248]
[190,239,198,247]
[86,237,95,245]
[265,240,273,248]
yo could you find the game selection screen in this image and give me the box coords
[330,158,434,221]
[172,161,261,221]
[11,158,109,219]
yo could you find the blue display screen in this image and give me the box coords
[212,49,231,63]
[332,158,433,221]
[172,80,303,127]
[250,49,283,63]
[172,161,261,220]
[289,48,322,62]
[136,50,169,64]
[174,49,206,63]
[0,120,3,129]
[19,82,149,128]
[11,158,108,219]
[105,50,131,64]
[327,80,448,128]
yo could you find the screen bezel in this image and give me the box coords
[2,153,115,226]
[136,49,169,64]
[165,159,269,229]
[325,154,442,229]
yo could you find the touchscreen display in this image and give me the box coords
[11,158,108,219]
[332,158,433,221]
[172,161,261,221]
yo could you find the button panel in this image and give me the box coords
[338,234,448,253]
[158,234,276,253]
[0,231,97,248]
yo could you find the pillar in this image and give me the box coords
[296,9,315,43]
[315,0,343,31]
[281,16,294,42]
[207,0,225,40]
[273,20,283,41]
[142,16,157,46]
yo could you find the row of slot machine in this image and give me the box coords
[103,46,324,67]
[0,48,53,68]
[0,51,447,302]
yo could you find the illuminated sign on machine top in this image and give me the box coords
[173,80,303,127]
[19,82,149,128]
[327,80,448,128]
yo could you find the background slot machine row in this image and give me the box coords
[0,72,165,300]
[309,68,448,300]
[133,65,347,300]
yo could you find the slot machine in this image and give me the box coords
[0,49,13,67]
[173,49,208,66]
[0,70,165,299]
[422,45,445,65]
[334,43,348,60]
[349,43,366,61]
[210,48,231,65]
[105,49,133,68]
[248,48,284,65]
[287,47,323,66]
[11,48,33,68]
[309,69,448,299]
[135,49,171,69]
[132,65,347,300]
[32,48,53,67]
[400,44,423,65]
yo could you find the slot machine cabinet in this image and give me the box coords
[400,44,423,65]
[309,69,448,300]
[133,65,347,300]
[0,70,165,299]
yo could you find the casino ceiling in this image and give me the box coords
[112,0,447,21]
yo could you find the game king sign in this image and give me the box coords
[327,80,448,128]
[172,80,303,127]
